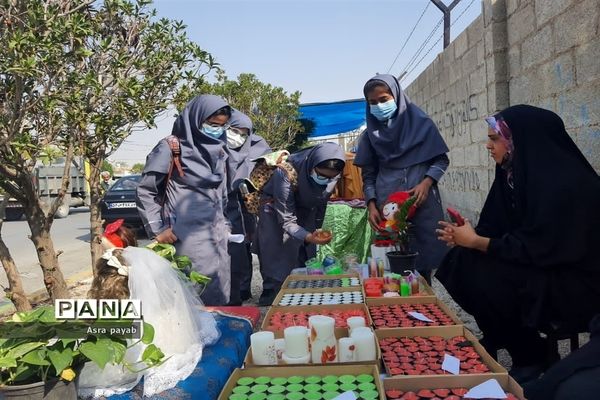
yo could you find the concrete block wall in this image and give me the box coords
[405,0,600,222]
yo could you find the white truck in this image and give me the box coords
[2,157,90,221]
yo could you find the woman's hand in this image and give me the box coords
[436,219,490,252]
[367,200,384,232]
[155,228,178,244]
[305,231,332,245]
[408,177,433,207]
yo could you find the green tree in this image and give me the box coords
[198,73,305,151]
[101,160,114,176]
[130,163,145,174]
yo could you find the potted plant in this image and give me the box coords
[376,192,418,273]
[0,305,164,399]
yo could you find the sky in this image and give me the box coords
[111,0,481,164]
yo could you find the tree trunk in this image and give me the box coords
[88,156,105,276]
[0,198,31,311]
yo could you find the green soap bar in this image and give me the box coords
[286,393,304,400]
[233,385,251,394]
[339,383,357,392]
[356,374,374,383]
[321,392,341,400]
[360,390,380,399]
[322,375,338,384]
[303,392,323,400]
[268,385,286,394]
[255,376,271,385]
[237,377,255,386]
[322,383,339,392]
[271,377,288,386]
[286,383,304,392]
[267,395,285,400]
[358,382,377,391]
[303,383,321,393]
[338,375,356,384]
[251,384,269,393]
[287,376,304,384]
[249,393,267,400]
[305,375,321,384]
[229,394,248,400]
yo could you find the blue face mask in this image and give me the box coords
[201,123,225,139]
[369,99,398,121]
[310,171,334,186]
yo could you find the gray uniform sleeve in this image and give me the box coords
[136,172,168,238]
[272,169,310,241]
[425,154,450,182]
[361,164,378,203]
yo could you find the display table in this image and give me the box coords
[104,310,254,400]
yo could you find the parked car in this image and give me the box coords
[100,175,143,227]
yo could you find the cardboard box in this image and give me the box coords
[272,285,366,306]
[282,273,361,290]
[366,297,463,329]
[365,276,436,300]
[244,327,381,367]
[382,374,524,399]
[375,326,507,377]
[261,303,373,332]
[218,364,386,400]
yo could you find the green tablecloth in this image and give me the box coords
[317,203,374,264]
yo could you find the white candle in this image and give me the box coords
[250,331,277,365]
[351,329,376,361]
[282,352,311,364]
[350,326,372,336]
[274,338,286,363]
[284,326,309,358]
[338,337,356,362]
[347,316,366,334]
[308,315,337,364]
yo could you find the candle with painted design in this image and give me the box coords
[308,315,337,364]
[284,326,309,358]
[338,337,356,362]
[250,331,277,365]
[350,328,376,361]
[346,316,366,334]
[274,338,286,363]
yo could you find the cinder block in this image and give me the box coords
[554,0,600,54]
[507,4,535,45]
[462,46,479,74]
[467,16,485,47]
[470,66,487,94]
[454,31,469,59]
[508,45,521,77]
[535,0,577,27]
[506,0,521,17]
[465,143,481,166]
[521,24,554,70]
[576,39,600,86]
[450,147,466,167]
[576,127,600,172]
[557,83,600,129]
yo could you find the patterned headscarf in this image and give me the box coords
[486,114,514,187]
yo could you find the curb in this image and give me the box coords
[0,269,94,317]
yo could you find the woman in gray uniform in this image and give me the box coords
[225,109,271,305]
[136,95,232,306]
[256,143,345,305]
[354,74,449,281]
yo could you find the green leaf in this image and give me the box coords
[0,357,17,368]
[21,349,51,366]
[141,322,154,344]
[189,271,211,285]
[47,348,74,375]
[5,342,46,359]
[79,340,113,369]
[141,344,164,366]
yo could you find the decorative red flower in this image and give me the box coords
[320,345,337,363]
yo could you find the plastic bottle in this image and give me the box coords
[369,257,378,278]
[400,277,411,296]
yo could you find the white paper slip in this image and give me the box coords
[228,234,245,243]
[442,353,461,375]
[407,311,434,323]
[464,379,507,399]
[333,391,358,400]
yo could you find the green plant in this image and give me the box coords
[374,195,418,254]
[0,306,164,386]
[146,242,211,291]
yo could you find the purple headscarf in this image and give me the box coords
[354,74,448,169]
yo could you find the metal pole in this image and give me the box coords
[430,0,462,48]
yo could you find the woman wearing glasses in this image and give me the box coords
[255,142,345,305]
[136,95,233,305]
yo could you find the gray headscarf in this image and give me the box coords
[354,74,448,169]
[287,142,345,208]
[144,95,230,188]
[226,109,271,192]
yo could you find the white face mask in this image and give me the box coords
[226,128,248,149]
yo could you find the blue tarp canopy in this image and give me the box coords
[299,99,366,138]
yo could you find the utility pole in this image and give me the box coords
[430,0,462,49]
